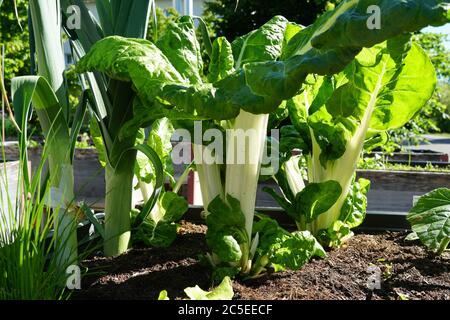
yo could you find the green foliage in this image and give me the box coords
[407,188,450,254]
[386,32,450,147]
[132,191,188,248]
[0,137,76,299]
[3,117,17,138]
[77,0,449,271]
[268,34,438,246]
[252,216,326,274]
[159,276,234,300]
[0,0,30,94]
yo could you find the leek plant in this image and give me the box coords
[11,0,87,267]
[60,0,165,257]
[76,0,449,278]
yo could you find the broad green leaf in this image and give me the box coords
[308,106,356,166]
[311,0,450,51]
[339,178,371,228]
[207,230,243,263]
[134,118,175,185]
[156,16,203,84]
[184,276,234,300]
[206,195,248,263]
[232,15,288,68]
[318,220,353,248]
[268,101,289,130]
[279,125,310,156]
[153,191,188,223]
[76,36,185,92]
[295,181,342,222]
[132,191,188,248]
[270,231,326,271]
[207,195,246,229]
[407,188,450,254]
[254,217,325,272]
[208,37,235,83]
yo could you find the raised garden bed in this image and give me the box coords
[369,149,449,164]
[73,221,450,300]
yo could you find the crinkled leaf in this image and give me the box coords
[207,230,242,263]
[232,15,288,67]
[208,37,235,83]
[184,276,234,300]
[407,188,450,254]
[254,217,325,272]
[339,178,371,228]
[311,0,450,51]
[207,195,246,229]
[206,195,248,263]
[132,191,188,248]
[156,16,203,85]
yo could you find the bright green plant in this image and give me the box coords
[407,188,450,255]
[158,276,234,300]
[76,0,449,278]
[268,36,438,246]
[0,132,74,299]
[131,118,190,248]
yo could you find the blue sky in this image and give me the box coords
[423,23,450,50]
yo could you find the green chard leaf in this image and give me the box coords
[339,178,371,228]
[206,195,248,263]
[132,191,188,248]
[232,15,288,67]
[253,217,325,272]
[407,188,450,254]
[208,37,235,83]
[156,16,204,85]
[294,181,343,223]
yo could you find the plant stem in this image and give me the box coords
[193,143,223,211]
[225,111,269,240]
[104,163,134,256]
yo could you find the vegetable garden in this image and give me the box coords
[0,0,449,301]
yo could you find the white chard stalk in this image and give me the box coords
[225,111,269,239]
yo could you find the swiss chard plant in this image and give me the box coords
[267,34,439,247]
[131,119,190,248]
[76,0,449,277]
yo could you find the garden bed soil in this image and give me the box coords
[73,222,450,300]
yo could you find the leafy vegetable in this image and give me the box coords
[158,276,234,300]
[132,191,188,248]
[407,188,450,254]
[76,0,449,271]
[268,34,438,246]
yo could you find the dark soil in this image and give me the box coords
[73,221,450,300]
